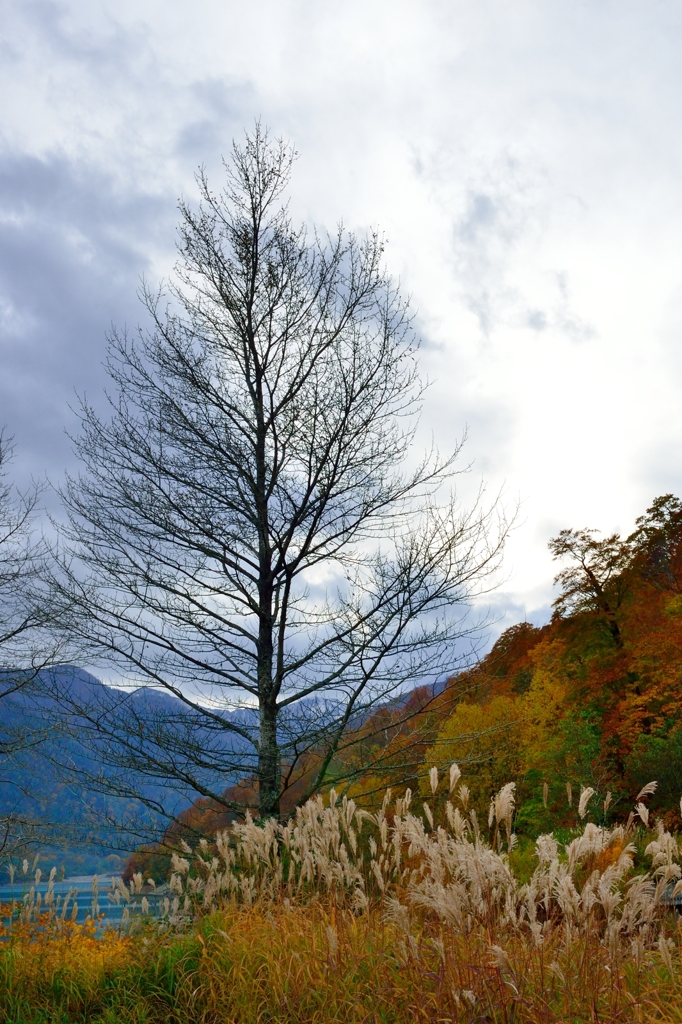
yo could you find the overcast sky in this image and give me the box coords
[2,0,682,639]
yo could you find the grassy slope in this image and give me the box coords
[2,901,682,1023]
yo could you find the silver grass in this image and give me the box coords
[9,770,682,958]
[578,786,595,819]
[636,802,650,827]
[449,763,461,793]
[658,932,674,974]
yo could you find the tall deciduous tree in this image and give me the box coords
[549,528,632,647]
[0,432,47,721]
[47,128,508,820]
[628,494,682,592]
[0,433,56,857]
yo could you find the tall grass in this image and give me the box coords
[3,768,682,1022]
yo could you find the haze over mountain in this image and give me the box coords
[1,665,252,873]
[2,664,442,874]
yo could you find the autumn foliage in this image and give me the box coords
[343,492,682,830]
[410,493,682,833]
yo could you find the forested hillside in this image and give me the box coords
[359,492,682,831]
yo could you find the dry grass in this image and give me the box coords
[3,768,682,1022]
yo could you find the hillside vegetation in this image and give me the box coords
[413,492,682,834]
[126,493,682,883]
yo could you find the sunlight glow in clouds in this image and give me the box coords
[2,0,682,638]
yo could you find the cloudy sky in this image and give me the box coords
[2,0,682,637]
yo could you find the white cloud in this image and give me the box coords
[2,0,682,636]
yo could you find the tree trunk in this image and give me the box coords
[256,568,279,817]
[258,695,280,819]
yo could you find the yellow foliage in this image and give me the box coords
[516,636,572,773]
[522,637,570,730]
[0,911,131,1017]
[422,695,525,813]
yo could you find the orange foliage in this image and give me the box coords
[0,907,130,972]
[413,494,682,820]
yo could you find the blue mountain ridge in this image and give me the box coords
[1,665,444,877]
[0,665,256,875]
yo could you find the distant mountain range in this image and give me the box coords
[0,665,254,876]
[0,664,445,878]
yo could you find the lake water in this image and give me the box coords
[0,874,166,929]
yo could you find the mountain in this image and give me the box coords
[1,663,437,876]
[0,665,255,875]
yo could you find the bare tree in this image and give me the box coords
[0,434,44,692]
[0,434,60,859]
[45,127,508,821]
